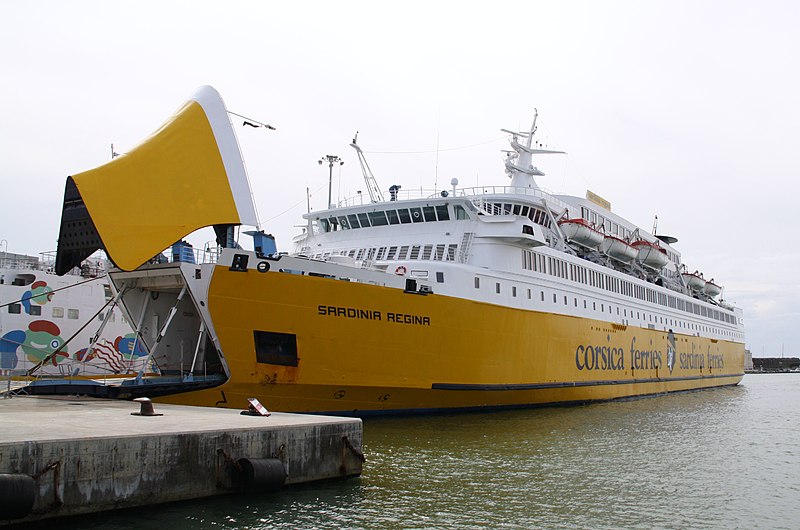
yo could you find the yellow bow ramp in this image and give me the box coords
[55,86,258,274]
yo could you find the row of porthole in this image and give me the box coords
[472,277,743,341]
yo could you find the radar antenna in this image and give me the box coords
[350,132,385,203]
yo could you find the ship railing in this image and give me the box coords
[0,255,43,271]
[154,242,220,266]
[457,186,572,212]
[0,251,108,278]
[333,185,571,212]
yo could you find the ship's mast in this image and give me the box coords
[503,109,565,189]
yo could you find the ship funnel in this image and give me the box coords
[54,86,258,274]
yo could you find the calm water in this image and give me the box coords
[40,374,800,529]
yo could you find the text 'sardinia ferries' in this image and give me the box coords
[51,86,744,415]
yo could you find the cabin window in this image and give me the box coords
[338,216,350,229]
[410,208,424,223]
[521,206,530,218]
[357,213,371,227]
[387,210,400,224]
[553,293,557,303]
[513,204,521,215]
[434,244,445,260]
[29,305,42,316]
[398,209,412,223]
[386,246,397,260]
[496,283,501,294]
[398,246,409,260]
[422,206,436,222]
[369,211,388,226]
[474,277,480,288]
[512,286,517,297]
[8,303,21,314]
[377,247,387,260]
[435,205,450,220]
[540,291,545,302]
[422,245,433,260]
[52,307,64,318]
[410,246,421,260]
[328,217,339,231]
[348,214,361,229]
[527,289,531,299]
[454,205,469,220]
[254,330,298,366]
[68,309,79,319]
[436,272,444,283]
[503,203,513,214]
[319,218,330,232]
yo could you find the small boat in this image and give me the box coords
[600,235,638,263]
[559,218,604,248]
[682,271,706,291]
[631,240,669,269]
[703,279,722,297]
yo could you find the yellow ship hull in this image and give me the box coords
[160,266,745,415]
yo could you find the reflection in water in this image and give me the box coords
[38,375,800,529]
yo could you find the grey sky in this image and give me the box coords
[1,1,797,357]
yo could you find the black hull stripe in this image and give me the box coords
[432,372,744,391]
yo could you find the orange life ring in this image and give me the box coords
[394,265,407,276]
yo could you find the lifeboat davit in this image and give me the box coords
[600,235,638,263]
[559,218,604,249]
[631,240,669,269]
[682,271,706,291]
[703,279,722,297]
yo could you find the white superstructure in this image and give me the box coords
[292,113,744,345]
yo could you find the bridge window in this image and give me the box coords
[369,211,388,226]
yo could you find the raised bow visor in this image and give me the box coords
[54,86,258,274]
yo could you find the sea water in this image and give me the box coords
[34,374,800,529]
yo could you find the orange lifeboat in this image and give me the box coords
[600,235,638,263]
[631,240,669,270]
[558,218,604,249]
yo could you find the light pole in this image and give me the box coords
[318,155,343,208]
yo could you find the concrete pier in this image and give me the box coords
[0,396,364,524]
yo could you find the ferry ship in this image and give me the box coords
[0,250,143,379]
[49,86,745,414]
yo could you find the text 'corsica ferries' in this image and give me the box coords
[49,87,745,415]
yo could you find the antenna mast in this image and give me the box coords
[350,132,385,203]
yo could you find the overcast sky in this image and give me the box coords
[1,1,797,357]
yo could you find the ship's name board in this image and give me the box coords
[317,305,431,326]
[575,336,725,372]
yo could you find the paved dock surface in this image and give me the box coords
[0,395,355,442]
[0,395,363,525]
